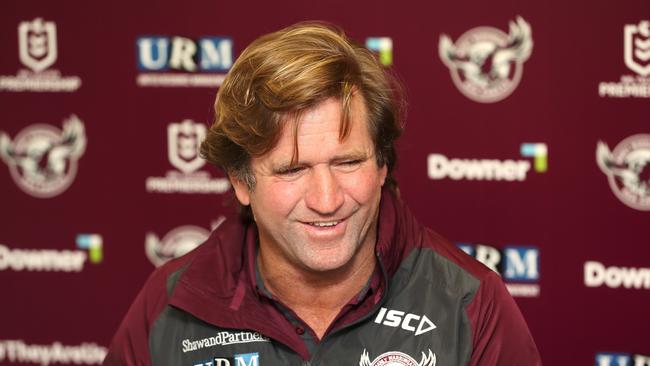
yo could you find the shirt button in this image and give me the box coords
[295,326,305,335]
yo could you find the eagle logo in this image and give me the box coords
[439,16,533,103]
[359,349,436,366]
[597,135,650,211]
[0,115,86,198]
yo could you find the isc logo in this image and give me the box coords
[374,307,436,336]
[595,352,650,366]
[458,243,540,282]
[137,36,233,72]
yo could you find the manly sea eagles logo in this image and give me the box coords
[597,134,650,211]
[145,225,210,267]
[0,115,86,198]
[359,349,436,366]
[168,119,206,174]
[439,16,533,103]
[624,20,650,76]
[19,18,58,72]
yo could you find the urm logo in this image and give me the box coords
[595,352,650,366]
[521,143,548,173]
[137,36,233,72]
[234,353,259,366]
[459,243,540,297]
[366,37,393,66]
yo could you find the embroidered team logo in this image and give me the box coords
[0,115,86,198]
[597,134,650,211]
[438,16,533,103]
[359,349,436,366]
[18,17,58,72]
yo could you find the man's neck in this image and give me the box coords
[257,243,377,339]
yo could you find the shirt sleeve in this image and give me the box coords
[466,271,542,366]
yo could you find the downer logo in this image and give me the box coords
[428,143,547,181]
[585,261,650,290]
[459,243,540,297]
[595,352,650,366]
[374,307,436,336]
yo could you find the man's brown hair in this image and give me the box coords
[200,22,403,195]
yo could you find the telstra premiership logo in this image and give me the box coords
[366,37,393,66]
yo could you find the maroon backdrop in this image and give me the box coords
[1,1,649,365]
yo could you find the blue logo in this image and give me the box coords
[458,243,540,297]
[234,353,259,366]
[595,352,650,366]
[137,36,233,72]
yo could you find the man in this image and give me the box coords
[104,22,542,365]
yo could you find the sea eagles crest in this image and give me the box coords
[359,349,436,366]
[18,18,58,72]
[167,119,206,174]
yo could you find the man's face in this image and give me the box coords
[231,95,387,273]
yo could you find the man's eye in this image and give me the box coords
[340,160,361,166]
[277,166,304,175]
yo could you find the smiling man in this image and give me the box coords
[104,23,542,366]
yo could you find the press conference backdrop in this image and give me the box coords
[1,0,648,365]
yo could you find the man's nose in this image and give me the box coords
[305,166,344,214]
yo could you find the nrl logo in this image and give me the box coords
[18,18,58,72]
[359,349,436,366]
[439,16,533,103]
[0,115,86,198]
[597,134,650,211]
[168,119,206,174]
[624,20,650,76]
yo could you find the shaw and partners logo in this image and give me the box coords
[597,134,650,211]
[599,20,650,98]
[359,349,436,366]
[145,218,223,267]
[145,119,230,194]
[439,16,533,103]
[0,234,102,272]
[428,143,547,182]
[595,352,650,366]
[366,37,393,66]
[459,243,540,297]
[136,35,233,87]
[585,261,650,290]
[0,18,81,92]
[0,339,107,366]
[0,115,86,198]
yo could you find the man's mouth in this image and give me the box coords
[307,221,340,227]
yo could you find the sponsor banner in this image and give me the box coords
[136,36,233,88]
[182,331,269,354]
[145,119,230,194]
[427,143,547,182]
[597,134,650,211]
[599,20,650,98]
[459,243,540,297]
[0,18,82,92]
[0,115,86,198]
[439,16,533,103]
[0,340,107,366]
[584,261,650,290]
[359,349,436,366]
[145,218,223,267]
[0,235,102,272]
[595,352,650,366]
[366,37,393,66]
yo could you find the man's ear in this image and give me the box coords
[229,173,251,206]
